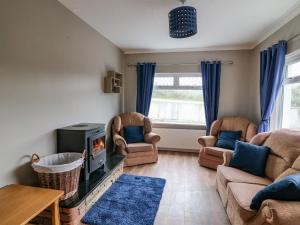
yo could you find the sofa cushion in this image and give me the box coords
[123,126,144,143]
[276,168,299,181]
[250,132,271,146]
[230,141,270,177]
[292,155,300,170]
[251,173,300,210]
[263,129,300,162]
[265,154,290,181]
[227,182,265,221]
[204,147,231,158]
[126,143,153,153]
[217,165,272,187]
[215,130,242,150]
[263,129,300,179]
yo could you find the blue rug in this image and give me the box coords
[82,174,166,225]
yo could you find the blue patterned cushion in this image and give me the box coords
[123,126,144,144]
[230,141,270,177]
[215,130,242,150]
[251,173,300,210]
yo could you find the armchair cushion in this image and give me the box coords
[204,147,231,158]
[123,126,144,144]
[230,141,270,177]
[250,173,300,210]
[215,130,242,150]
[126,143,153,153]
[212,117,257,141]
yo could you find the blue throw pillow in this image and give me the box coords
[250,173,300,210]
[215,130,242,150]
[123,126,144,144]
[229,141,270,177]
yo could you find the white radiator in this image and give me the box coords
[153,128,205,152]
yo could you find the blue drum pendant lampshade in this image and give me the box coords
[169,0,197,38]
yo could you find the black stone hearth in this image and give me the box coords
[59,153,124,209]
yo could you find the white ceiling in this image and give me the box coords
[58,0,300,54]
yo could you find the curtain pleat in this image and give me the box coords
[201,61,221,135]
[259,40,287,132]
[136,63,156,116]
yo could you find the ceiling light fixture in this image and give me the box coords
[169,0,197,38]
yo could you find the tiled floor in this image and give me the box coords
[124,151,231,225]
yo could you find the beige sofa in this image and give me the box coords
[112,112,160,167]
[198,117,257,170]
[216,129,300,225]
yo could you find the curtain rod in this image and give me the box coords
[127,60,234,67]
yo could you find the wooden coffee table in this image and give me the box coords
[0,184,64,225]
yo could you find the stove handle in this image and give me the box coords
[98,159,104,165]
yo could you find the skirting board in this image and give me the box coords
[158,147,199,153]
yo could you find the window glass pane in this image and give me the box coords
[153,77,174,86]
[287,61,300,78]
[149,89,205,125]
[282,83,300,129]
[179,77,202,86]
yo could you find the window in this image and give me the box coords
[274,52,300,130]
[149,73,206,125]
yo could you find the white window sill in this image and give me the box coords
[152,122,206,130]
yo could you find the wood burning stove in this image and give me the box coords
[57,123,106,180]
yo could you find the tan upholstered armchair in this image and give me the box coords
[112,112,160,167]
[198,116,257,170]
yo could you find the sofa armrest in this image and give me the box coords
[145,132,161,144]
[253,199,300,225]
[198,136,217,147]
[222,151,233,166]
[113,134,127,147]
[250,132,271,146]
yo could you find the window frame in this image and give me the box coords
[150,72,206,129]
[154,73,203,90]
[272,49,300,130]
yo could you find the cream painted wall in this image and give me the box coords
[0,0,124,186]
[250,14,300,123]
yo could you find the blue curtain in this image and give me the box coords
[259,40,287,132]
[136,63,156,116]
[201,61,221,135]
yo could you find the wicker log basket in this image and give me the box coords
[31,150,85,200]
